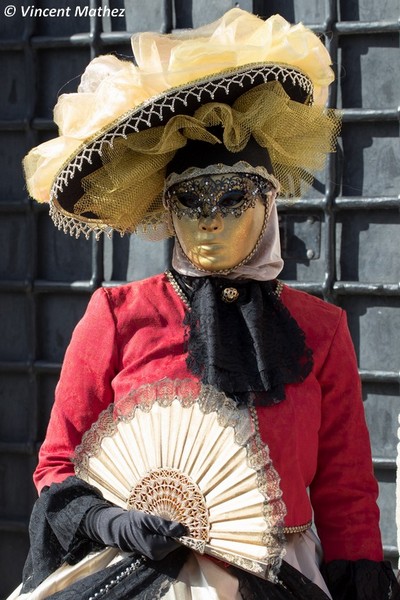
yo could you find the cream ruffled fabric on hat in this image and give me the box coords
[24,9,335,204]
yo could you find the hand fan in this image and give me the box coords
[73,379,286,580]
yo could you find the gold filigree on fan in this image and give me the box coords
[128,467,209,553]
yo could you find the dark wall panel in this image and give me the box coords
[337,211,400,284]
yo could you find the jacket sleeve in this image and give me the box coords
[34,288,119,492]
[309,310,383,563]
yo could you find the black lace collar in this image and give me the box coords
[168,269,313,407]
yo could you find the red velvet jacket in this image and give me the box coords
[34,273,383,564]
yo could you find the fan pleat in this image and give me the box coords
[210,516,267,536]
[119,419,150,477]
[133,410,157,470]
[142,409,160,469]
[178,404,208,474]
[209,538,268,560]
[151,406,162,467]
[93,447,130,493]
[171,400,194,469]
[206,540,269,570]
[212,486,264,512]
[162,401,175,466]
[207,466,257,506]
[209,500,265,523]
[197,432,246,493]
[108,424,139,483]
[183,408,221,481]
[116,421,144,480]
[87,455,130,502]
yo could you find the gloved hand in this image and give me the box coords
[81,505,187,560]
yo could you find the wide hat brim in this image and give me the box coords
[50,62,313,236]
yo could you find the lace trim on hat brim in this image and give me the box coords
[49,199,169,240]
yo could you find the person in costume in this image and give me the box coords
[9,8,400,600]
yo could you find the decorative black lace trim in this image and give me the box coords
[321,559,400,600]
[21,477,107,593]
[171,270,313,406]
[235,560,331,599]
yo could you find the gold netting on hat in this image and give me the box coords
[73,81,340,238]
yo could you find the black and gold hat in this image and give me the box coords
[23,9,340,239]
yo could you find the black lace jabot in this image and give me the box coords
[170,270,313,407]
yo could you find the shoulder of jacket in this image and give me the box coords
[280,283,344,333]
[97,273,165,305]
[281,284,342,315]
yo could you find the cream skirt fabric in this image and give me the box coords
[6,548,123,600]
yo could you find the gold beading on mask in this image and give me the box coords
[163,165,278,220]
[164,162,280,194]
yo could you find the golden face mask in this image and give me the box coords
[168,173,270,273]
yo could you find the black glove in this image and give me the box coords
[81,505,187,560]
